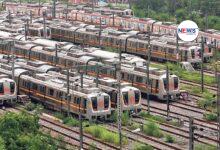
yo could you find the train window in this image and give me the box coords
[208,47,212,53]
[0,83,4,94]
[154,46,159,51]
[83,99,87,108]
[121,73,124,79]
[91,97,97,110]
[39,85,46,93]
[168,49,174,54]
[156,80,159,89]
[174,77,179,89]
[32,83,38,90]
[136,76,143,83]
[10,82,15,93]
[104,96,109,109]
[134,91,140,104]
[49,89,54,96]
[123,92,128,105]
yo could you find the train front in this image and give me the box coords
[121,86,142,114]
[159,73,180,101]
[86,92,111,120]
[0,77,17,104]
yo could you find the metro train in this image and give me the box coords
[0,54,142,113]
[4,2,220,48]
[48,70,142,113]
[0,38,181,101]
[49,22,213,67]
[0,66,112,120]
[0,74,17,104]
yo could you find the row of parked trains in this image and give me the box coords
[0,34,182,119]
[0,17,215,69]
[4,2,220,48]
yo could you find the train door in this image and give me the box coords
[152,79,159,94]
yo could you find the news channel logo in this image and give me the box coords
[177,20,199,42]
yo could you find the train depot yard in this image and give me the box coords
[0,0,219,150]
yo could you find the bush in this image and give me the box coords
[0,112,57,149]
[121,111,130,126]
[195,144,216,150]
[84,125,128,146]
[165,134,175,143]
[110,111,131,126]
[132,142,153,150]
[25,102,36,111]
[143,122,163,138]
[63,117,79,127]
[204,112,217,121]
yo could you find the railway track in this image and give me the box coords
[132,116,218,145]
[180,80,217,91]
[97,121,183,150]
[6,106,119,150]
[141,102,218,132]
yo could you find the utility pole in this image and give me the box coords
[8,10,11,25]
[189,117,196,150]
[67,69,70,116]
[176,30,179,65]
[38,0,41,16]
[11,41,14,80]
[30,11,32,24]
[24,22,27,41]
[166,65,170,120]
[205,11,208,31]
[65,3,69,22]
[117,40,122,150]
[96,63,99,87]
[201,37,204,92]
[79,71,83,150]
[217,73,220,150]
[99,17,102,48]
[55,44,58,66]
[146,29,151,114]
[43,11,47,39]
[52,0,56,19]
[92,0,94,11]
[147,5,150,17]
[112,12,115,27]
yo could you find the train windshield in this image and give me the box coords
[91,97,97,110]
[104,96,109,109]
[174,77,179,90]
[122,92,128,105]
[10,82,15,93]
[163,78,168,90]
[0,83,3,94]
[134,91,140,104]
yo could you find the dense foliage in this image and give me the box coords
[132,0,220,30]
[0,112,58,150]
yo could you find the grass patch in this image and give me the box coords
[24,102,36,111]
[88,143,97,150]
[195,143,217,150]
[84,125,128,146]
[165,134,175,143]
[139,112,180,126]
[132,142,154,150]
[204,112,217,121]
[142,121,163,138]
[63,117,79,127]
[110,111,131,126]
[167,63,216,85]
